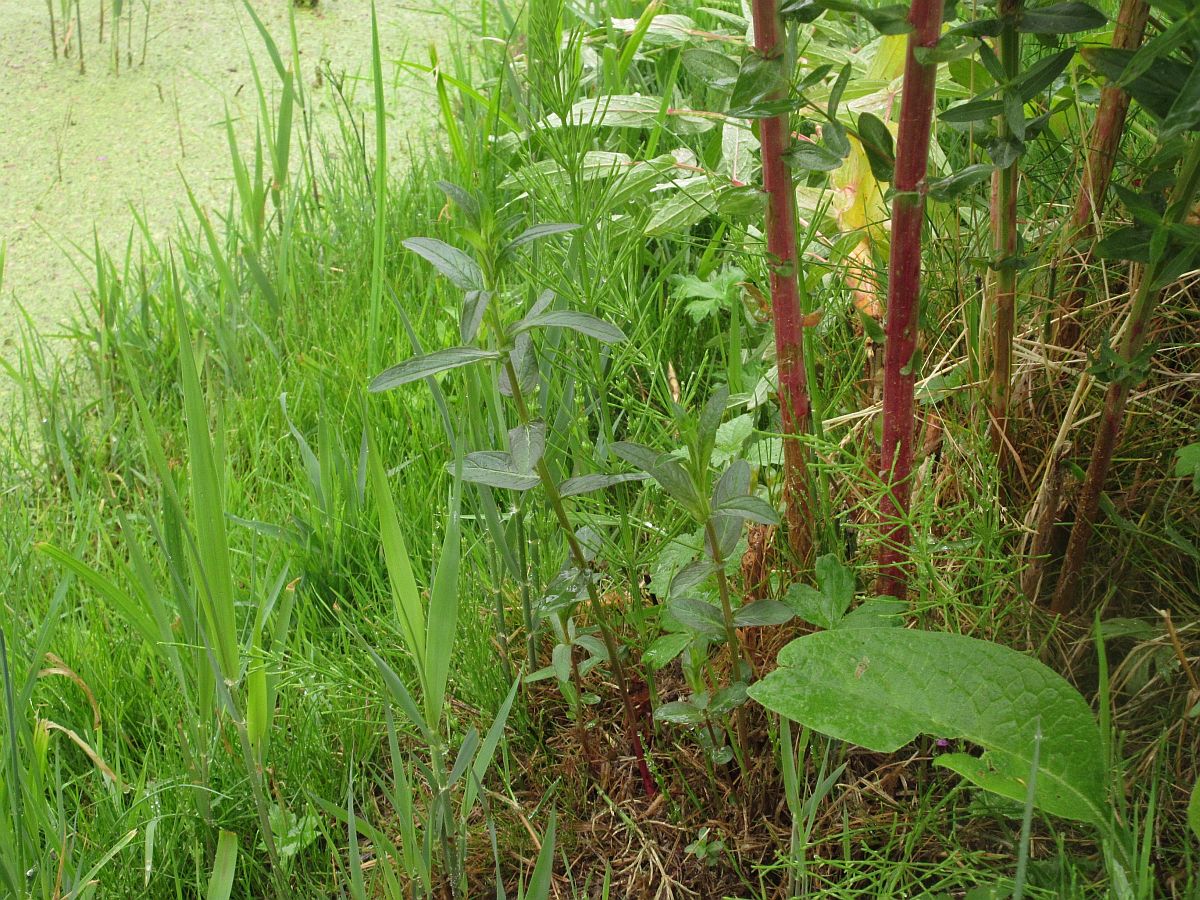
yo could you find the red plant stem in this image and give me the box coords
[1054,0,1151,351]
[1051,136,1200,615]
[875,0,945,601]
[988,0,1020,450]
[750,0,814,565]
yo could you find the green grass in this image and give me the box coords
[2,0,1197,896]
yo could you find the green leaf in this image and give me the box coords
[1188,776,1200,843]
[670,597,726,637]
[206,831,238,900]
[839,596,906,628]
[525,810,557,900]
[655,699,707,726]
[785,140,848,172]
[558,472,651,497]
[748,629,1107,824]
[1175,443,1200,494]
[1017,2,1106,34]
[500,222,580,259]
[927,164,995,202]
[716,495,780,526]
[827,62,853,118]
[368,438,427,675]
[643,633,692,670]
[644,181,730,236]
[509,423,547,474]
[733,599,795,627]
[460,290,492,343]
[1082,48,1191,120]
[857,113,896,182]
[424,477,462,728]
[370,347,499,392]
[729,54,788,116]
[682,47,740,86]
[402,237,482,290]
[1160,63,1200,141]
[611,441,703,514]
[516,310,627,343]
[940,98,1004,124]
[458,452,541,491]
[1009,49,1076,102]
[784,553,856,629]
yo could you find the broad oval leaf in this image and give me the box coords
[370,347,499,392]
[747,628,1107,825]
[669,596,726,637]
[643,633,692,671]
[402,237,483,290]
[654,699,706,726]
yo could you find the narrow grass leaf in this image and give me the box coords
[206,831,238,900]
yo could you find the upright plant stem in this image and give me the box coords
[988,0,1021,450]
[46,0,58,60]
[1051,137,1200,615]
[875,0,944,601]
[703,520,751,766]
[500,356,656,797]
[1053,0,1151,351]
[749,0,814,566]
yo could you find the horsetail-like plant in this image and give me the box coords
[875,0,945,601]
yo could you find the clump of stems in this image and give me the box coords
[1052,136,1200,614]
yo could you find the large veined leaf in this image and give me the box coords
[748,628,1107,825]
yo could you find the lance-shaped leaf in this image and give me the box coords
[611,440,703,514]
[748,628,1107,825]
[733,599,795,627]
[370,347,499,392]
[509,423,547,474]
[461,290,492,343]
[715,494,780,526]
[499,223,581,260]
[1017,1,1106,35]
[457,451,540,491]
[558,472,651,497]
[402,237,483,290]
[515,310,627,344]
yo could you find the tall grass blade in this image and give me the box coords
[206,830,238,900]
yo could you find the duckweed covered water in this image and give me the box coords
[0,0,451,375]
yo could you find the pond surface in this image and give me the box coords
[0,0,451,374]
